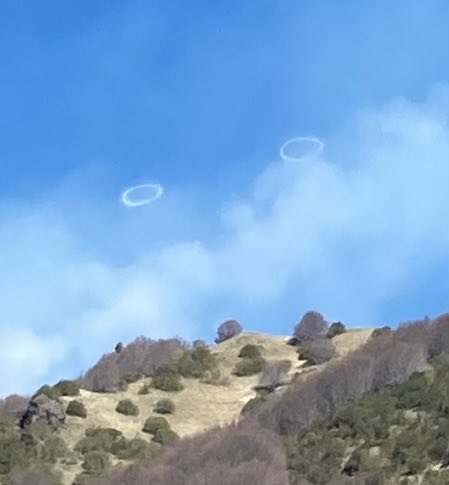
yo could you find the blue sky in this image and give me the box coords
[0,0,448,397]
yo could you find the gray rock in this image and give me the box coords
[19,393,65,430]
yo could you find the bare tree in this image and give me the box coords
[299,338,336,365]
[215,320,243,344]
[294,311,329,342]
[252,315,443,436]
[0,394,29,418]
[80,338,185,392]
[88,422,289,485]
[255,360,292,392]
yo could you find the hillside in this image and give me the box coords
[54,329,373,484]
[0,314,447,485]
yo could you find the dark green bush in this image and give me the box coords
[371,326,391,339]
[428,437,447,462]
[20,421,68,463]
[240,395,268,417]
[176,346,217,378]
[394,371,430,409]
[81,450,111,475]
[142,416,170,435]
[232,356,266,376]
[153,398,175,415]
[327,321,347,338]
[75,427,122,454]
[110,437,160,460]
[32,385,61,401]
[121,373,143,384]
[66,400,87,418]
[152,365,184,392]
[284,354,449,485]
[53,380,80,396]
[151,427,179,445]
[0,421,68,476]
[238,344,262,359]
[115,399,139,416]
[0,434,30,474]
[138,383,151,395]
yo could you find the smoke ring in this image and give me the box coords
[279,136,324,162]
[121,183,164,207]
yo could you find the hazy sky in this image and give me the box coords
[0,0,448,397]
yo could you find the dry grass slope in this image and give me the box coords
[53,329,373,484]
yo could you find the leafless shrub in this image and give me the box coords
[255,360,292,392]
[428,313,449,359]
[299,338,336,365]
[252,315,447,436]
[6,464,63,485]
[215,320,243,344]
[80,338,185,392]
[293,311,329,342]
[89,422,289,485]
[80,355,121,393]
[0,394,29,418]
[200,368,231,386]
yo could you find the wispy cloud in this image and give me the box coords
[0,86,448,397]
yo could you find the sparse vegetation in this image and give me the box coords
[75,427,123,455]
[153,398,175,414]
[88,422,289,485]
[200,367,230,386]
[152,365,184,392]
[110,437,160,460]
[0,313,446,485]
[115,399,139,416]
[81,450,111,475]
[176,345,217,378]
[274,338,449,484]
[66,400,87,418]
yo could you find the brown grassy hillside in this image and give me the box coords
[52,329,372,484]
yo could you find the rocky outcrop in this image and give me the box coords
[19,393,65,430]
